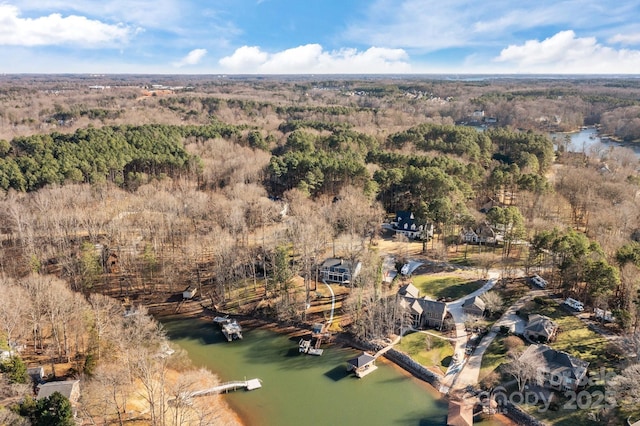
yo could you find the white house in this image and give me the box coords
[392,211,433,240]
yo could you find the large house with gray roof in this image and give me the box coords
[398,284,448,329]
[519,344,588,391]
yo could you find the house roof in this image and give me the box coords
[347,352,376,368]
[320,258,359,272]
[37,380,80,402]
[520,344,589,381]
[525,314,558,337]
[398,283,420,298]
[410,299,423,315]
[462,296,485,311]
[417,298,447,319]
[321,258,347,269]
[395,211,422,231]
[476,222,496,238]
[447,400,474,426]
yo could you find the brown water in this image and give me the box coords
[163,318,449,426]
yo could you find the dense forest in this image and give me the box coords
[1,75,640,425]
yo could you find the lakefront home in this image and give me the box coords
[398,284,448,329]
[319,258,361,284]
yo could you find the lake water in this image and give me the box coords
[551,127,640,158]
[163,318,449,426]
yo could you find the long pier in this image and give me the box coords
[188,379,262,397]
[171,379,262,403]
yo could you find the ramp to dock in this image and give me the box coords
[373,335,402,359]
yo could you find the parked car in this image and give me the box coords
[530,274,547,288]
[564,297,584,311]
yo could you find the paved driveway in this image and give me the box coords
[451,288,548,391]
[439,272,499,392]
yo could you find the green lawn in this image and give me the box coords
[478,334,508,382]
[396,331,454,373]
[521,399,603,426]
[412,275,484,300]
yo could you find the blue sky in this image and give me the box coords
[2,0,640,74]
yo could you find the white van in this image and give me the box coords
[530,274,547,288]
[564,297,584,311]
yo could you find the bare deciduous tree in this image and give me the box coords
[503,348,543,392]
[0,278,31,346]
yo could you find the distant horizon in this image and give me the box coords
[3,73,640,80]
[2,1,640,74]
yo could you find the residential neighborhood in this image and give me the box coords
[1,74,640,426]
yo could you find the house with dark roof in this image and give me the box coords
[37,380,80,404]
[319,258,361,284]
[519,344,589,391]
[462,296,485,317]
[392,211,433,240]
[524,314,558,343]
[397,286,448,329]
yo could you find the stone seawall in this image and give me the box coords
[348,339,442,388]
[500,402,546,426]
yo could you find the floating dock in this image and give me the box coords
[213,316,243,341]
[298,338,323,356]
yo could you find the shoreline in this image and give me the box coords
[160,307,515,426]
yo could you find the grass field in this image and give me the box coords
[396,330,454,373]
[412,274,484,300]
[521,399,604,426]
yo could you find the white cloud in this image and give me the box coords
[12,0,182,29]
[0,4,134,46]
[173,48,207,67]
[609,33,640,45]
[219,44,411,74]
[219,46,269,71]
[495,30,640,73]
